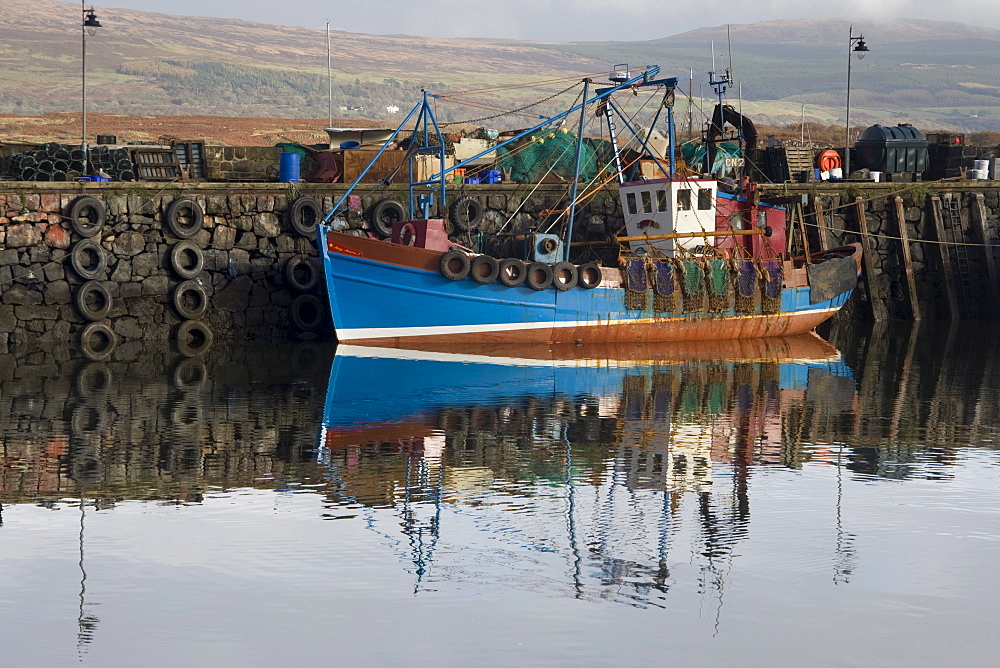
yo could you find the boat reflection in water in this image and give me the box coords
[319,334,856,600]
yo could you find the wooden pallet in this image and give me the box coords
[131,148,183,181]
[783,147,815,177]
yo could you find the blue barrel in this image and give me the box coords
[279,152,301,183]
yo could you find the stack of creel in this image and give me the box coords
[6,143,136,181]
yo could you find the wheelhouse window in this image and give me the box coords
[698,188,712,210]
[677,189,691,210]
[626,192,637,215]
[656,189,668,212]
[640,191,653,214]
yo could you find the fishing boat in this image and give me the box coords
[316,65,861,346]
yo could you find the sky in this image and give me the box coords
[92,0,1000,42]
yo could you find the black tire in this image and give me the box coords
[79,322,116,361]
[578,262,602,289]
[172,357,208,393]
[286,196,321,237]
[284,255,319,292]
[440,249,471,281]
[70,239,107,279]
[165,198,204,239]
[169,241,204,280]
[68,196,106,238]
[369,198,406,237]
[470,255,500,284]
[498,258,527,288]
[172,280,209,320]
[552,261,578,291]
[75,280,112,322]
[449,196,484,231]
[290,294,325,330]
[175,320,214,357]
[525,262,554,291]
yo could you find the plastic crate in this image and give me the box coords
[464,177,481,184]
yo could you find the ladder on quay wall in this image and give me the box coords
[941,193,977,318]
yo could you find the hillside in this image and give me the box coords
[3,3,1000,135]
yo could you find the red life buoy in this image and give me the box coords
[399,222,417,246]
[817,149,842,172]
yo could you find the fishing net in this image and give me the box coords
[496,129,600,184]
[735,260,758,314]
[624,257,648,310]
[761,259,784,314]
[680,260,705,312]
[652,260,676,312]
[707,258,732,313]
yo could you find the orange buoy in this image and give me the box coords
[817,149,842,172]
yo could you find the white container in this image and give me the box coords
[820,170,830,181]
[829,167,843,179]
[974,159,990,173]
[870,171,881,182]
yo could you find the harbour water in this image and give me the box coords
[1,322,998,666]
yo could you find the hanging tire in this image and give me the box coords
[470,255,500,284]
[284,255,319,292]
[165,198,204,239]
[68,196,106,238]
[370,198,406,237]
[169,241,204,280]
[172,357,208,393]
[75,280,112,322]
[440,249,470,281]
[172,280,209,320]
[175,320,214,357]
[578,262,602,289]
[286,196,321,237]
[498,258,527,288]
[290,294,325,330]
[70,239,107,279]
[525,262,554,291]
[75,361,111,398]
[552,261,578,291]
[449,196,483,231]
[79,322,116,361]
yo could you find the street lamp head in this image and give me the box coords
[83,8,101,36]
[854,37,869,60]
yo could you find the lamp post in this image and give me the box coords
[81,3,102,172]
[844,25,869,179]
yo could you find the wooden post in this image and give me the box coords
[812,195,833,252]
[970,193,999,318]
[854,197,889,322]
[796,201,811,263]
[893,197,921,321]
[889,321,920,442]
[929,195,960,320]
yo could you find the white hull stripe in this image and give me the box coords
[335,307,842,340]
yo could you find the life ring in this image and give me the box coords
[75,361,111,398]
[369,198,406,237]
[470,255,500,284]
[817,149,842,172]
[286,196,321,237]
[552,261,578,291]
[70,239,107,279]
[399,222,418,246]
[175,319,214,357]
[525,262,554,291]
[79,321,116,360]
[169,240,204,280]
[498,258,527,288]
[578,262,602,289]
[449,196,483,231]
[165,198,205,239]
[68,196,106,238]
[440,249,471,281]
[290,294,325,330]
[75,280,112,321]
[172,280,209,320]
[284,255,319,292]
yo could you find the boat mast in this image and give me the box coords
[564,78,591,262]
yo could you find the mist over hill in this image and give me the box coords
[3,2,999,133]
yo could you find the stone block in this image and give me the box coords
[256,195,275,212]
[213,226,236,250]
[0,249,18,265]
[121,282,143,299]
[213,274,253,311]
[44,224,71,249]
[15,305,58,320]
[112,317,145,339]
[43,280,71,305]
[113,231,146,256]
[206,195,228,215]
[2,284,41,305]
[132,251,160,276]
[5,224,42,247]
[43,262,65,282]
[110,261,132,283]
[230,248,251,275]
[141,275,171,296]
[0,305,15,332]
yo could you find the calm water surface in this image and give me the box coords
[1,323,998,666]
